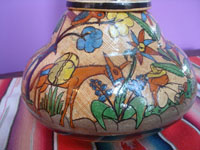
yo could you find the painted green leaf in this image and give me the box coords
[58,102,64,114]
[166,49,181,66]
[185,78,192,99]
[122,106,136,120]
[91,100,110,129]
[53,15,65,33]
[157,48,171,61]
[103,107,117,120]
[152,63,185,77]
[114,93,126,116]
[48,87,53,112]
[129,97,147,129]
[55,92,64,114]
[145,99,177,117]
[128,13,158,41]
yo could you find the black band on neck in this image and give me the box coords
[66,2,151,10]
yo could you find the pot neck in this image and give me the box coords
[66,0,151,12]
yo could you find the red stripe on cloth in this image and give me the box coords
[161,120,200,150]
[57,134,92,150]
[121,140,146,150]
[190,57,200,66]
[33,121,54,150]
[0,78,12,101]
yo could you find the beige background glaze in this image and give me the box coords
[22,10,196,136]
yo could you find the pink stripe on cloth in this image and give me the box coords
[7,98,53,150]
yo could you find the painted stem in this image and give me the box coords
[118,56,137,120]
[57,20,114,44]
[95,84,117,116]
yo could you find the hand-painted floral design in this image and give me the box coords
[126,75,148,97]
[141,12,154,26]
[156,83,180,107]
[165,41,181,62]
[90,79,113,103]
[147,65,169,106]
[24,9,196,134]
[77,26,103,53]
[126,29,159,65]
[107,12,134,38]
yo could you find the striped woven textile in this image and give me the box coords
[0,57,200,150]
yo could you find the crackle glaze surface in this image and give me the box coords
[22,10,197,138]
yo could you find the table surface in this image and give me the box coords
[0,56,200,150]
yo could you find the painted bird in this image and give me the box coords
[72,11,105,25]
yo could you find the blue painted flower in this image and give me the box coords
[77,26,103,53]
[99,95,106,102]
[126,30,159,65]
[165,41,181,59]
[89,79,113,103]
[126,75,148,97]
[158,40,182,67]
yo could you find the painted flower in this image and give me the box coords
[127,29,159,65]
[126,75,148,97]
[90,79,113,103]
[156,83,180,107]
[141,12,155,26]
[107,12,134,38]
[147,65,180,107]
[165,40,181,60]
[77,26,103,53]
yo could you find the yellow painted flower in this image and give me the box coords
[107,13,134,38]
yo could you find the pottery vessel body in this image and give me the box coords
[22,1,197,141]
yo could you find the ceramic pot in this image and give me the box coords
[22,0,197,142]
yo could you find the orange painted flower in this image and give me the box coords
[127,29,159,65]
[147,65,169,106]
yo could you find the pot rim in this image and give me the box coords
[66,0,151,11]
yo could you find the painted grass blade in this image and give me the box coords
[48,87,53,113]
[51,87,58,116]
[58,102,64,114]
[55,92,64,114]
